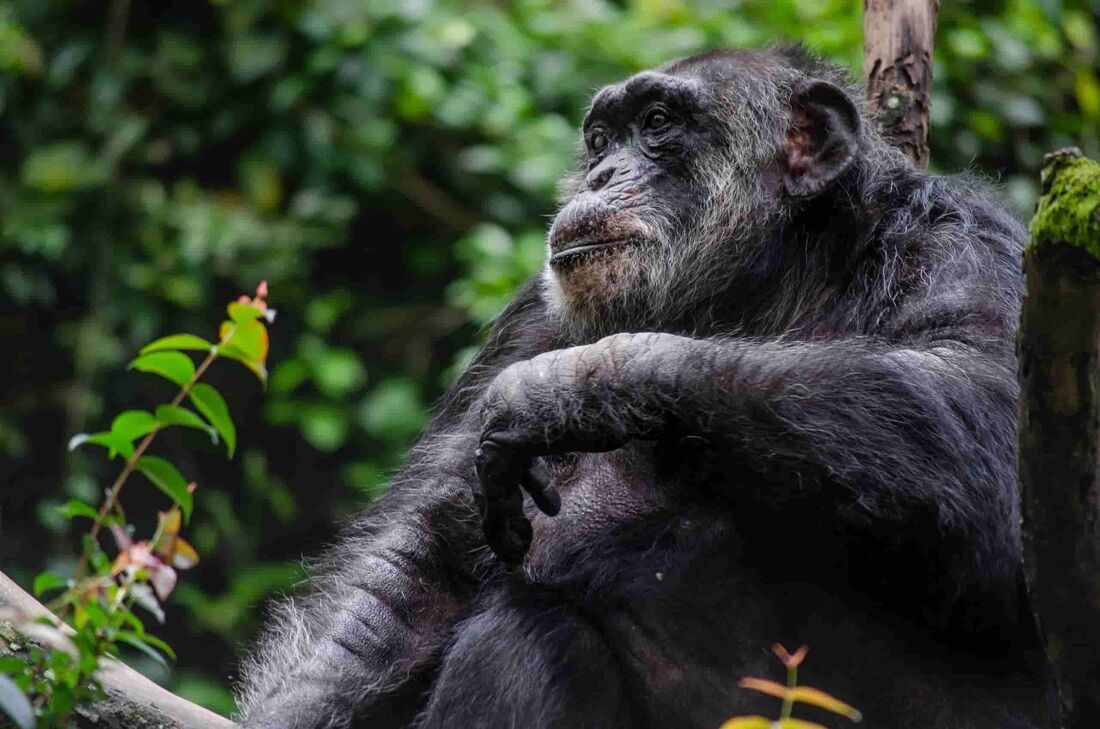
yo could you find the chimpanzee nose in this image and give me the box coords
[586,164,616,191]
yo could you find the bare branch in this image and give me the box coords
[862,0,939,168]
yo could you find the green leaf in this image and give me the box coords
[68,432,135,460]
[76,644,99,675]
[0,656,26,675]
[46,683,75,716]
[111,410,158,443]
[133,632,176,661]
[57,499,98,521]
[115,605,146,635]
[359,378,427,443]
[0,673,35,729]
[83,534,111,575]
[227,302,265,324]
[82,600,108,631]
[22,141,102,193]
[33,571,67,596]
[115,632,171,672]
[155,405,217,443]
[300,404,349,452]
[140,333,214,355]
[218,343,268,383]
[188,383,236,457]
[129,351,196,388]
[219,318,268,363]
[135,456,193,522]
[313,349,366,397]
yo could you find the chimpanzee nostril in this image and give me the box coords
[587,165,616,191]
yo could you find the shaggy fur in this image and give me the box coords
[238,47,1055,729]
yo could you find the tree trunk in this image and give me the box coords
[0,570,238,729]
[862,0,939,168]
[1018,148,1100,729]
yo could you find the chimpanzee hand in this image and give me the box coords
[473,333,690,564]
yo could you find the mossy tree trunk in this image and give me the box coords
[1019,148,1100,729]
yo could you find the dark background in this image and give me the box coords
[1,0,1097,715]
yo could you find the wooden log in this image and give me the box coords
[0,570,238,729]
[862,0,939,168]
[1018,148,1100,729]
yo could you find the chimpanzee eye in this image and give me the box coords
[589,132,608,152]
[645,110,670,130]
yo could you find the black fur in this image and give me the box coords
[239,47,1055,729]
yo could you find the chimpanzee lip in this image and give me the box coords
[550,237,643,265]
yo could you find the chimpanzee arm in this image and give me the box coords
[476,327,1019,586]
[238,281,559,729]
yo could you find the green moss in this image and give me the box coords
[1028,148,1100,258]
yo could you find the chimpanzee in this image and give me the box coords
[238,46,1055,729]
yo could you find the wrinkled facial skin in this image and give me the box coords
[543,72,727,339]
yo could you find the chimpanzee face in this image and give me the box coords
[542,51,861,339]
[545,71,715,314]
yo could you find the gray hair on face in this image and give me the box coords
[542,64,794,341]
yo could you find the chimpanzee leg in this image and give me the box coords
[417,586,634,729]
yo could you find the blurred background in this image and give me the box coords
[0,0,1097,716]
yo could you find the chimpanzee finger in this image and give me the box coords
[520,458,560,516]
[475,438,533,564]
[484,513,532,567]
[474,440,515,497]
[475,441,517,512]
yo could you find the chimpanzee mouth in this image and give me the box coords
[549,237,644,266]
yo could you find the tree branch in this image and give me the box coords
[0,570,238,729]
[862,0,939,168]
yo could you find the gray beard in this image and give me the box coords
[539,229,750,342]
[539,152,776,342]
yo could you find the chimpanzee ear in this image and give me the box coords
[783,79,861,199]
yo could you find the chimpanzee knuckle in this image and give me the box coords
[481,388,520,435]
[561,342,604,383]
[526,349,558,377]
[594,332,644,360]
[514,348,563,389]
[492,363,528,403]
[594,332,627,353]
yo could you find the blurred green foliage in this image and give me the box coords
[0,0,1096,716]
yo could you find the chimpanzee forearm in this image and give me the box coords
[238,430,484,729]
[478,330,1019,583]
[239,283,559,729]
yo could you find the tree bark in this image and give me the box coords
[1018,148,1100,729]
[0,570,238,729]
[862,0,939,168]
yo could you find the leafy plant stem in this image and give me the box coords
[74,324,237,585]
[781,663,797,720]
